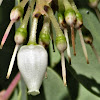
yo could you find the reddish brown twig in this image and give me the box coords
[2,72,20,100]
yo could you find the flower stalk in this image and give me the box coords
[64,28,71,64]
[89,0,100,21]
[82,26,100,63]
[39,16,50,47]
[78,29,89,64]
[6,0,35,79]
[57,12,71,64]
[63,0,76,56]
[28,17,38,45]
[69,0,89,64]
[0,0,29,48]
[43,5,67,85]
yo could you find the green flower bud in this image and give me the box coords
[10,6,24,21]
[75,13,83,29]
[57,12,66,29]
[58,12,64,25]
[76,13,83,21]
[14,27,27,44]
[89,0,99,8]
[39,33,50,46]
[56,35,67,52]
[82,26,93,44]
[64,9,76,26]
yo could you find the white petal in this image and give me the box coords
[17,45,48,95]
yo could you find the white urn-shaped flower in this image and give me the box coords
[17,44,48,95]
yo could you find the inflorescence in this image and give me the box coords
[0,0,100,99]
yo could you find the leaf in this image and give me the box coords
[18,78,27,100]
[43,67,70,100]
[77,84,100,100]
[67,70,100,100]
[49,41,60,68]
[66,0,100,97]
[10,88,19,100]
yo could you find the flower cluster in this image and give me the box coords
[0,0,100,99]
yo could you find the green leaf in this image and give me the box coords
[43,67,70,100]
[67,70,100,100]
[18,78,27,100]
[10,87,19,100]
[49,41,60,68]
[78,84,100,100]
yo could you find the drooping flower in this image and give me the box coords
[17,44,48,95]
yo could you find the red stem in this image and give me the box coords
[0,20,15,48]
[2,72,21,100]
[71,25,76,56]
[90,44,100,63]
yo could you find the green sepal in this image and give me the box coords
[82,26,93,40]
[58,0,65,14]
[15,27,27,39]
[56,35,66,45]
[89,0,96,3]
[27,41,37,45]
[57,12,64,24]
[76,12,83,21]
[56,35,67,52]
[13,6,24,17]
[64,8,76,17]
[39,32,50,45]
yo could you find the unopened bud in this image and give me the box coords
[75,13,83,29]
[39,33,50,46]
[89,0,99,8]
[56,35,67,53]
[14,27,27,44]
[64,9,76,26]
[10,6,24,21]
[82,26,93,44]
